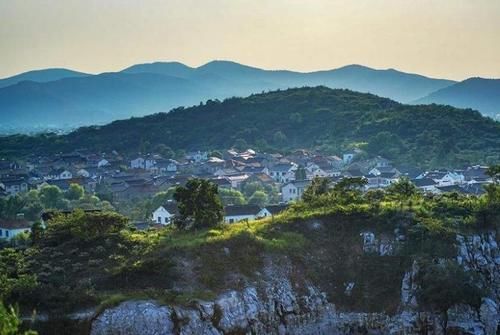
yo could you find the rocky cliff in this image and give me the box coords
[90,230,499,335]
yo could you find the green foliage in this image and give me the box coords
[416,260,484,327]
[0,301,37,335]
[248,191,268,207]
[3,87,499,167]
[386,177,420,208]
[0,249,37,303]
[44,210,128,242]
[38,185,65,209]
[294,166,307,181]
[302,177,330,203]
[173,179,224,229]
[154,144,174,159]
[65,184,84,201]
[218,188,246,206]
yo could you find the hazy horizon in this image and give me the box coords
[1,0,500,81]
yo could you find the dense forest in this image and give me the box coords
[1,86,499,167]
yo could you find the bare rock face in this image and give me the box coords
[456,232,500,301]
[91,232,500,335]
[90,301,174,335]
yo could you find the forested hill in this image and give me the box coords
[1,87,500,167]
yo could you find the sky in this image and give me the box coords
[0,0,499,80]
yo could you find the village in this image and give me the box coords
[0,147,493,242]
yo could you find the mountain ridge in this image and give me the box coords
[2,60,499,130]
[1,86,499,168]
[414,77,500,119]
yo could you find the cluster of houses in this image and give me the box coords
[0,147,495,238]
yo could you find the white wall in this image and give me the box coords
[152,206,174,225]
[224,214,256,224]
[0,227,30,241]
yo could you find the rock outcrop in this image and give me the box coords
[91,232,500,335]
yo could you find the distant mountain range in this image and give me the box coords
[2,87,499,168]
[414,78,500,120]
[0,60,498,130]
[0,68,89,89]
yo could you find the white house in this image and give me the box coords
[97,159,110,168]
[186,151,208,163]
[77,169,90,178]
[131,157,157,170]
[224,205,261,223]
[412,178,440,193]
[0,179,29,196]
[269,163,297,183]
[281,180,311,203]
[421,171,465,186]
[225,174,250,188]
[256,204,289,219]
[0,219,31,241]
[47,169,73,180]
[152,202,179,225]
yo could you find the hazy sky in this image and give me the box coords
[1,0,499,80]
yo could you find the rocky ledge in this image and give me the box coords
[91,232,500,335]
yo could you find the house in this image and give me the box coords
[97,159,110,168]
[269,163,297,183]
[421,171,465,186]
[77,168,92,178]
[224,204,261,223]
[47,168,73,180]
[463,166,491,183]
[257,204,289,218]
[152,202,179,225]
[412,178,439,193]
[0,178,29,196]
[365,175,392,189]
[186,151,208,163]
[0,219,32,241]
[281,180,311,203]
[130,157,157,170]
[368,166,401,177]
[342,152,356,164]
[225,174,250,188]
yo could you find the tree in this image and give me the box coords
[386,177,419,208]
[332,177,368,204]
[233,139,248,152]
[364,189,385,211]
[248,191,268,207]
[219,188,246,206]
[151,189,176,210]
[210,150,223,159]
[273,131,287,145]
[416,260,484,333]
[66,183,84,200]
[39,185,64,209]
[44,210,128,242]
[302,177,330,203]
[294,166,307,180]
[155,144,174,159]
[173,179,223,229]
[0,197,25,219]
[0,302,37,335]
[0,248,37,302]
[485,164,500,183]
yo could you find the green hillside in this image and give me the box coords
[1,86,499,167]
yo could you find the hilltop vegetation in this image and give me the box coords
[1,87,499,168]
[1,175,499,333]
